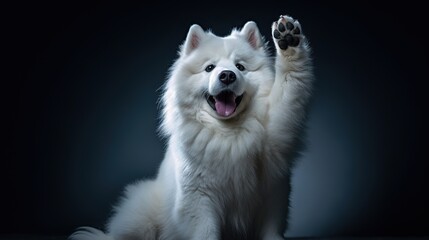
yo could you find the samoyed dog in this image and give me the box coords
[70,14,313,240]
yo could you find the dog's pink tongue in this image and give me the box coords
[215,93,236,117]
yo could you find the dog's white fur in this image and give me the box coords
[70,15,313,240]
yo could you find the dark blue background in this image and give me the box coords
[4,1,428,237]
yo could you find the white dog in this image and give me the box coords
[70,14,313,240]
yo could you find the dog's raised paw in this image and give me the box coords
[272,15,302,50]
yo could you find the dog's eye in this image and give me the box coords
[205,64,215,72]
[236,63,245,71]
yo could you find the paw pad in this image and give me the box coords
[272,16,301,50]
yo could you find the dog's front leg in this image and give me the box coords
[262,14,313,238]
[267,15,313,151]
[176,193,220,240]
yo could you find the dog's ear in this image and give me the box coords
[240,21,263,49]
[182,24,205,55]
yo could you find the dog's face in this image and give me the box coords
[204,57,246,119]
[166,22,271,123]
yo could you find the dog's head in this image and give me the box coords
[162,22,272,134]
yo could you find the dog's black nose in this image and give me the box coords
[218,70,236,85]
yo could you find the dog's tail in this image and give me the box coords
[69,227,114,240]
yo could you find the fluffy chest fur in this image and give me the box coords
[168,100,278,232]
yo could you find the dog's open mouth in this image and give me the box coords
[206,91,243,118]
